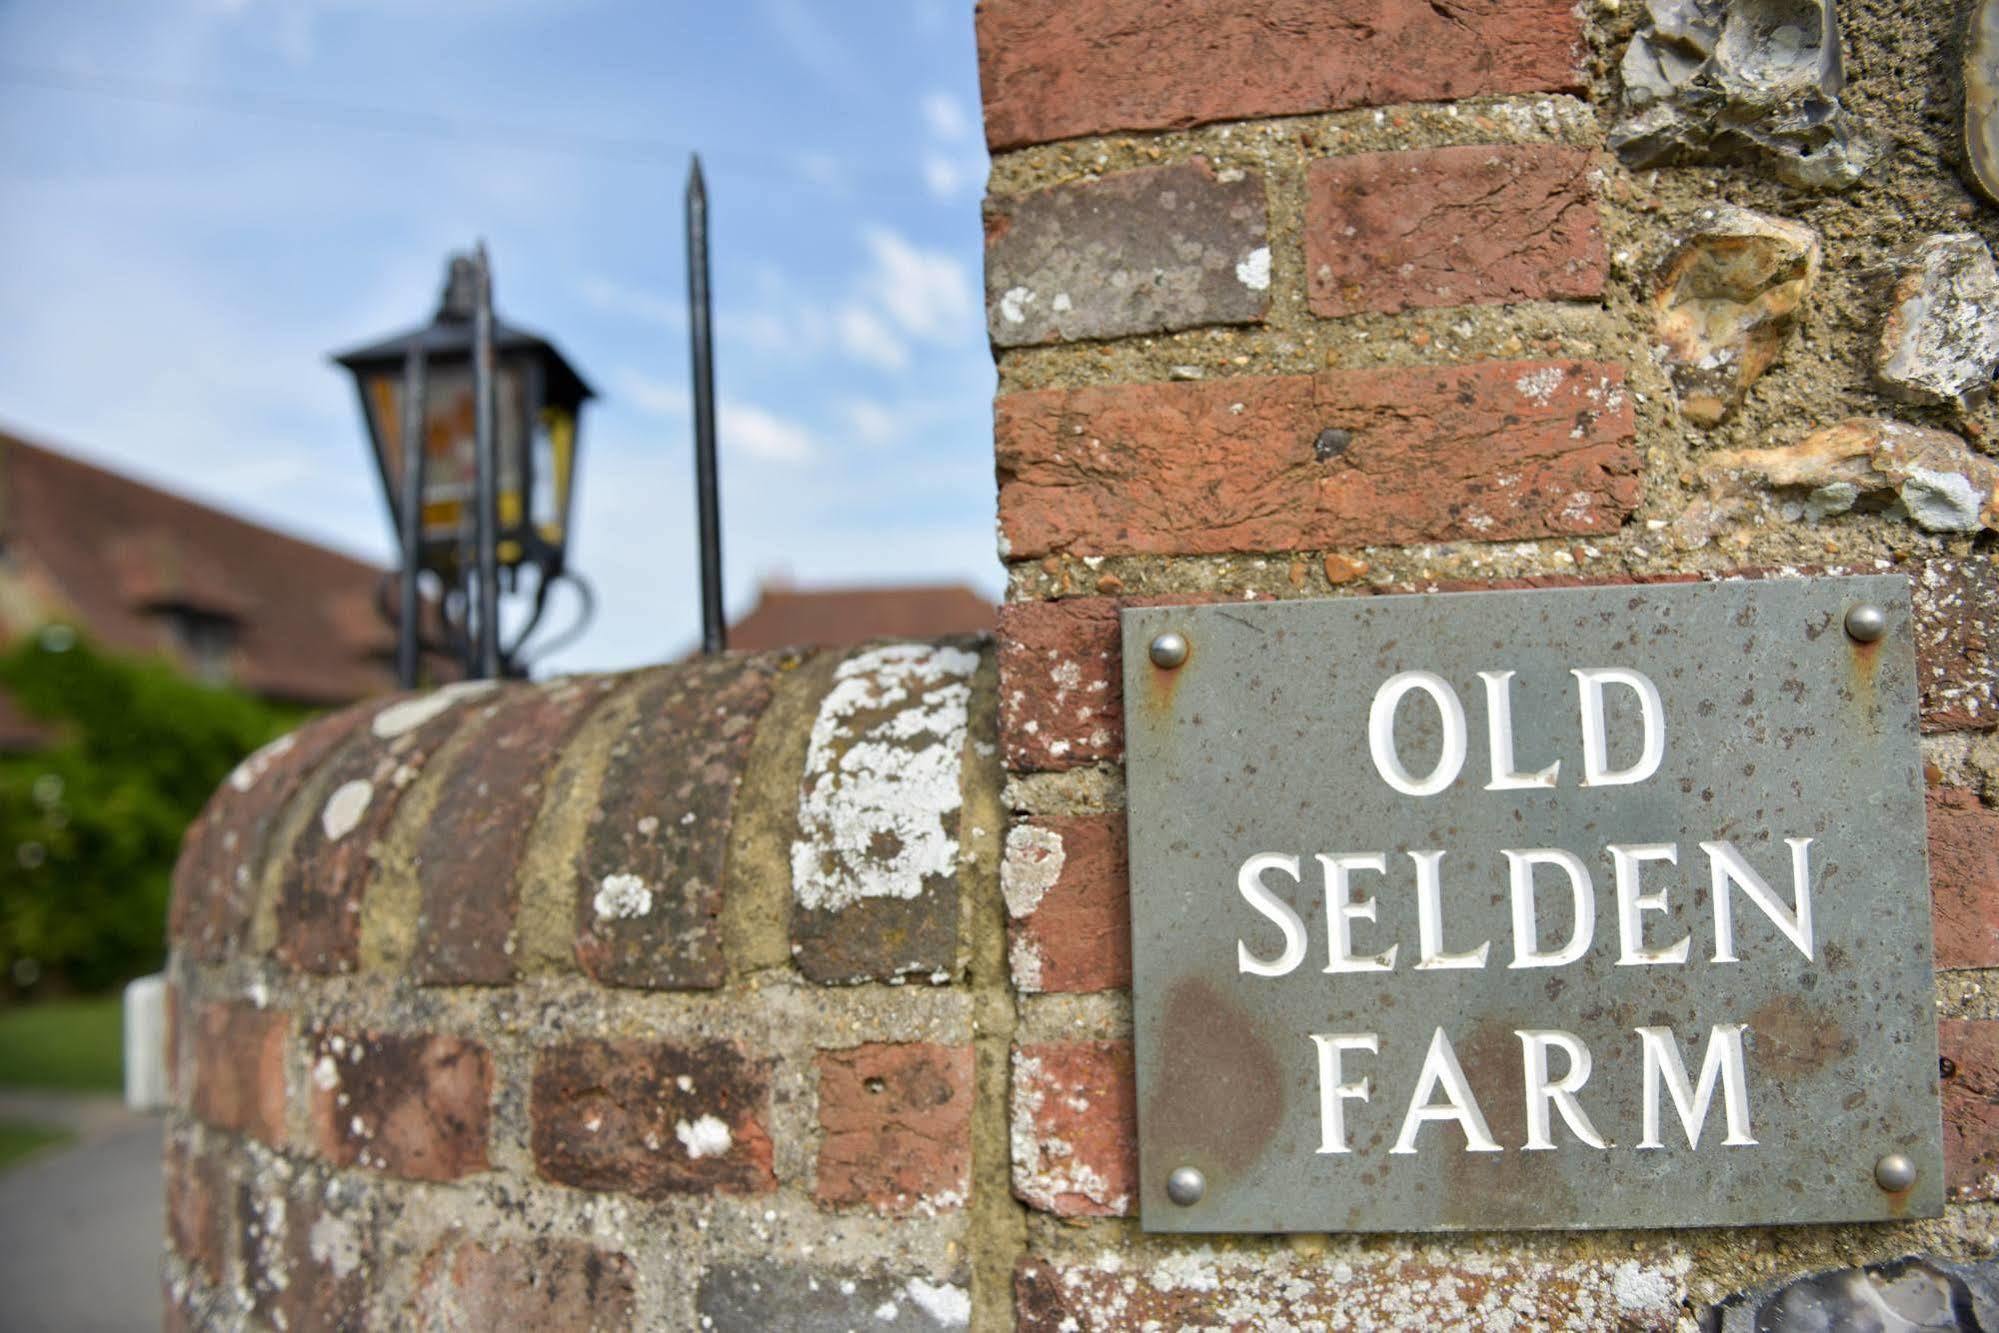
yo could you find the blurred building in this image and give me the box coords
[0,429,415,728]
[727,578,993,652]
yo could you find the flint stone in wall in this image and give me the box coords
[1702,1253,1999,1331]
[1653,204,1821,426]
[1693,417,1999,534]
[1610,0,1869,189]
[1877,234,1999,412]
[1967,0,1999,205]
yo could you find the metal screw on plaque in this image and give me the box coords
[1149,632,1190,669]
[1874,1153,1917,1192]
[1166,1166,1205,1206]
[1845,603,1888,643]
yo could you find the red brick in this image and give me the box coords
[1940,1019,1999,1199]
[1913,555,1997,731]
[997,599,1121,772]
[1004,814,1130,993]
[815,1043,974,1214]
[240,1175,369,1331]
[171,703,376,962]
[576,656,779,990]
[164,1134,226,1284]
[976,0,1584,151]
[190,1001,287,1145]
[1306,145,1606,318]
[414,1237,636,1332]
[532,1038,774,1198]
[995,360,1639,560]
[1931,787,1999,970]
[413,678,616,985]
[274,682,496,973]
[1016,1253,1683,1331]
[309,1028,491,1182]
[1011,1040,1136,1216]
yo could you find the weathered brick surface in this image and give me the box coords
[240,1175,370,1332]
[1305,144,1606,317]
[1931,787,1999,970]
[1004,813,1130,993]
[414,678,615,985]
[996,360,1639,559]
[791,643,980,984]
[1940,1019,1999,1199]
[1914,555,1998,731]
[985,159,1268,347]
[996,598,1121,773]
[413,1237,636,1332]
[1015,1253,1685,1331]
[532,1038,774,1198]
[1011,1040,1137,1217]
[274,681,495,973]
[171,703,375,962]
[309,1029,491,1182]
[697,1263,971,1332]
[815,1043,974,1214]
[190,1001,288,1145]
[576,656,779,990]
[976,0,1585,151]
[164,1135,226,1284]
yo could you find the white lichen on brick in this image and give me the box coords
[1010,1049,1127,1214]
[1235,245,1271,291]
[592,872,653,921]
[791,642,978,914]
[369,679,494,740]
[319,779,373,842]
[1515,365,1566,406]
[999,285,1035,323]
[311,1055,340,1092]
[904,1278,970,1327]
[306,1213,362,1280]
[1008,934,1046,993]
[1001,823,1065,918]
[676,1114,733,1159]
[228,732,296,792]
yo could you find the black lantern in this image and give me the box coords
[332,251,595,682]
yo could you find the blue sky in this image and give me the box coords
[0,0,998,672]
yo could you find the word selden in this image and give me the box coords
[1235,667,1810,1159]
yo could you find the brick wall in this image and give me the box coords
[164,0,1999,1327]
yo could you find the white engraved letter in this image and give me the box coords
[1368,671,1468,797]
[1705,838,1815,963]
[1411,850,1489,970]
[1236,853,1307,978]
[1637,1024,1756,1148]
[1390,1027,1502,1154]
[1572,667,1666,787]
[1518,1030,1607,1150]
[1319,853,1398,974]
[1479,670,1559,790]
[1310,1033,1379,1154]
[1504,848,1595,969]
[1610,842,1690,966]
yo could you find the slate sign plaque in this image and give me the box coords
[1121,576,1942,1232]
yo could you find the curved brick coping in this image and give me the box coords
[163,639,1000,1329]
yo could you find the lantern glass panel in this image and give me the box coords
[365,363,531,558]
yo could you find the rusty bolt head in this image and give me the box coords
[1845,603,1888,643]
[1149,632,1190,670]
[1874,1153,1917,1192]
[1166,1165,1205,1206]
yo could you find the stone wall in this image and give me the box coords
[161,0,1999,1328]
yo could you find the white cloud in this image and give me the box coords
[861,226,975,343]
[835,304,909,371]
[841,398,901,445]
[613,370,815,463]
[921,91,970,143]
[922,153,963,200]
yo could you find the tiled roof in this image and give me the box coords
[726,581,994,653]
[0,429,417,705]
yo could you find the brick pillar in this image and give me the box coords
[981,0,1999,1323]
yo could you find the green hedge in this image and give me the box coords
[0,627,303,994]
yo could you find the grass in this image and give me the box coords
[0,1120,72,1171]
[0,995,124,1093]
